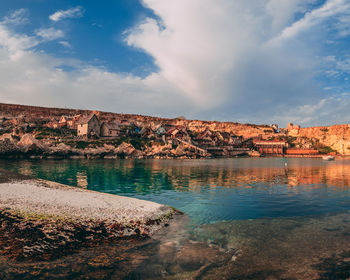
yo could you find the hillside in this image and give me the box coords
[0,102,349,157]
[0,103,275,138]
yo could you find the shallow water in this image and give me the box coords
[2,158,350,279]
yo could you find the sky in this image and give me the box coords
[0,0,350,127]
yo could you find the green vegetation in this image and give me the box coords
[315,145,335,154]
[72,141,90,149]
[278,136,298,147]
[63,136,158,150]
[0,128,11,135]
[130,138,150,150]
[34,127,76,140]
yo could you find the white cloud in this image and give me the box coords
[58,41,72,48]
[122,0,350,125]
[125,0,321,111]
[49,6,84,22]
[0,23,38,61]
[0,13,189,117]
[279,0,350,40]
[274,94,350,126]
[1,2,350,126]
[265,0,311,34]
[2,8,28,26]
[36,27,64,41]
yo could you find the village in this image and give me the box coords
[0,103,338,159]
[2,112,334,158]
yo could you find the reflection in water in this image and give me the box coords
[76,171,88,188]
[2,158,350,278]
[2,158,350,224]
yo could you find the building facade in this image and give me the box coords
[77,114,100,138]
[254,140,289,155]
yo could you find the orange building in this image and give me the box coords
[254,140,289,155]
[285,149,319,155]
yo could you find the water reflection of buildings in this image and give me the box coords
[76,172,88,188]
[145,160,350,192]
[6,159,350,194]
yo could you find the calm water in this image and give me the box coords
[3,158,350,279]
[1,158,350,224]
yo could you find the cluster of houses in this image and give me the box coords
[44,113,323,157]
[46,115,82,130]
[46,113,246,151]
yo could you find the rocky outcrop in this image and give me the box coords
[0,170,180,261]
[115,142,139,157]
[145,143,171,158]
[17,134,47,153]
[288,124,350,155]
[0,139,20,155]
[0,133,14,141]
[178,120,275,138]
[48,143,73,156]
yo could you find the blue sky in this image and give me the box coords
[0,0,350,126]
[0,0,157,76]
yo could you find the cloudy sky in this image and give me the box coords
[0,0,350,126]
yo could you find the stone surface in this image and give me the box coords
[289,124,350,155]
[0,169,178,261]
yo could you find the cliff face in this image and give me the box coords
[288,125,350,155]
[172,119,275,138]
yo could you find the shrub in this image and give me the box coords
[316,145,335,154]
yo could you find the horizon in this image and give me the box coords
[0,1,350,126]
[2,101,350,129]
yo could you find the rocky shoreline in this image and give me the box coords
[0,169,181,261]
[0,134,213,159]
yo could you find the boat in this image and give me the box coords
[322,155,335,161]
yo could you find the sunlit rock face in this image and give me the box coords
[288,124,350,155]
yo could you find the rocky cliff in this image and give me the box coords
[288,124,350,155]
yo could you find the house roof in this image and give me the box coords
[59,115,74,122]
[166,128,179,135]
[103,122,120,130]
[77,114,97,125]
[254,140,288,145]
[197,129,212,139]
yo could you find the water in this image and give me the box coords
[1,158,350,224]
[2,158,350,279]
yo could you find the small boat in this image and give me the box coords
[322,155,335,161]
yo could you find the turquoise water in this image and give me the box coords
[1,158,350,224]
[4,158,350,278]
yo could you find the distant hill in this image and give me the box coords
[0,102,275,138]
